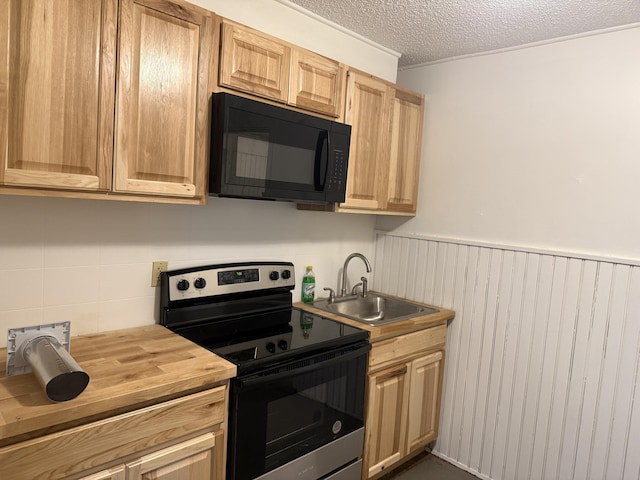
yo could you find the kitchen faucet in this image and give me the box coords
[340,253,372,297]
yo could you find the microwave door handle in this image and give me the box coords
[314,131,329,191]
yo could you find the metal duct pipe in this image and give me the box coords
[21,334,89,402]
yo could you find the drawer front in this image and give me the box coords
[369,325,446,371]
[0,386,225,480]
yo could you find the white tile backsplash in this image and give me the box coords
[0,308,44,334]
[0,195,376,348]
[98,297,156,332]
[43,303,100,336]
[0,269,44,310]
[44,266,100,307]
[44,243,101,268]
[97,264,153,301]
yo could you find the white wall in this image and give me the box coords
[374,26,640,480]
[378,26,640,261]
[374,232,640,480]
[0,0,395,348]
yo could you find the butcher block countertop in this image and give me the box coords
[296,292,455,342]
[0,324,236,447]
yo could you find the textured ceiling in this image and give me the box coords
[286,0,640,67]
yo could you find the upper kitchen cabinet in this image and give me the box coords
[218,20,344,118]
[0,0,117,191]
[289,48,344,116]
[337,70,424,216]
[340,71,390,211]
[385,86,424,213]
[113,0,213,198]
[219,20,290,103]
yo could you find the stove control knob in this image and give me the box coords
[194,277,206,289]
[281,269,291,280]
[278,339,288,351]
[266,342,276,354]
[177,279,190,291]
[269,271,280,281]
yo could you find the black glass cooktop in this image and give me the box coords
[174,307,368,374]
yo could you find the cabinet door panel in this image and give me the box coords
[219,22,290,103]
[126,432,218,480]
[407,351,444,452]
[0,0,116,190]
[78,465,126,480]
[340,72,389,211]
[290,49,343,117]
[114,0,212,197]
[365,364,409,477]
[386,88,424,213]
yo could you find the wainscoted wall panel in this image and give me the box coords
[373,233,640,480]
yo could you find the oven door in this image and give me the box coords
[227,342,370,480]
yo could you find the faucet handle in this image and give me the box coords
[323,287,336,303]
[351,282,363,296]
[361,276,368,297]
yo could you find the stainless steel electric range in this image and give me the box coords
[159,262,370,480]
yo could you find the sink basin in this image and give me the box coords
[312,294,438,326]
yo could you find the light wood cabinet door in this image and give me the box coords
[340,71,390,211]
[126,433,218,480]
[386,87,424,214]
[290,49,343,117]
[0,0,117,191]
[78,466,126,480]
[406,351,444,452]
[364,364,410,478]
[114,0,213,198]
[219,21,290,103]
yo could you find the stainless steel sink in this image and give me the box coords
[312,294,438,326]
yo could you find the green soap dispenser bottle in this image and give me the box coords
[301,266,315,303]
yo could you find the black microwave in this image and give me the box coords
[209,93,351,203]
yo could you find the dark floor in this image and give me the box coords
[384,453,479,480]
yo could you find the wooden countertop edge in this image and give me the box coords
[295,292,455,342]
[0,325,236,445]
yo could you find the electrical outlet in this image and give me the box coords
[151,261,168,287]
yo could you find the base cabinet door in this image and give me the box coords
[406,351,444,452]
[126,433,218,480]
[363,326,447,479]
[114,0,212,199]
[364,364,410,478]
[0,0,117,191]
[78,466,126,480]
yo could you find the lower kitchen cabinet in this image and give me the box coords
[363,325,446,479]
[78,467,126,480]
[365,363,410,476]
[406,351,444,452]
[0,386,228,480]
[80,432,221,480]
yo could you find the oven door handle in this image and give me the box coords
[237,343,370,389]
